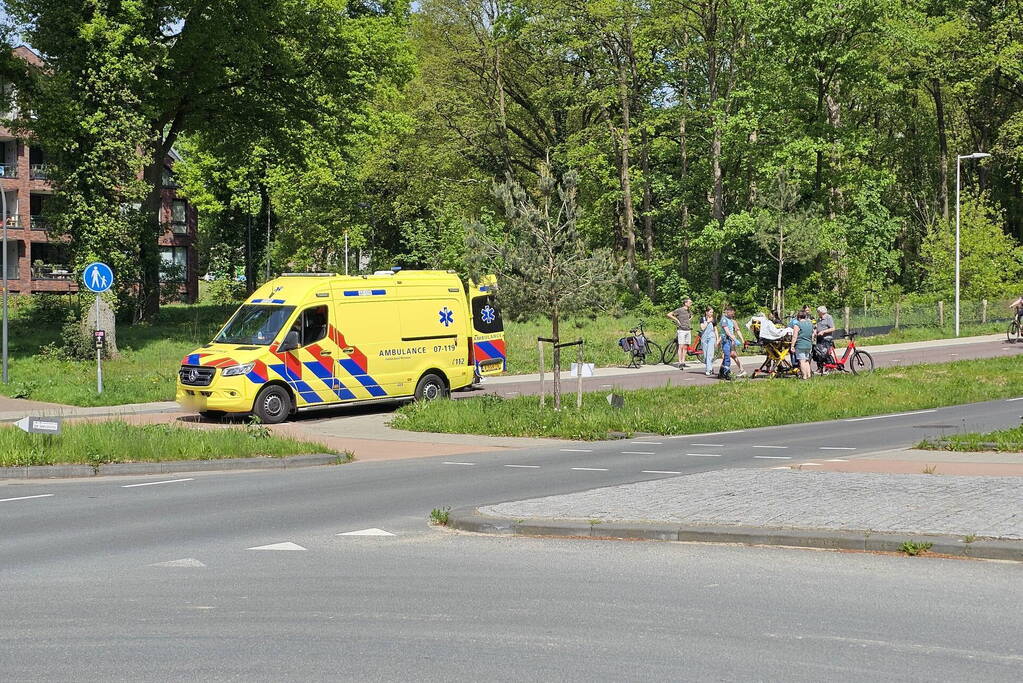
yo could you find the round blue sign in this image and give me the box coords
[82,262,114,293]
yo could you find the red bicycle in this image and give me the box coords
[818,332,874,374]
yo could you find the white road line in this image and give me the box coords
[669,430,743,439]
[622,451,656,455]
[642,470,682,475]
[820,446,856,450]
[571,467,609,471]
[752,445,788,449]
[826,459,848,462]
[687,453,721,457]
[754,455,791,460]
[0,493,55,503]
[631,441,663,445]
[504,464,540,468]
[770,466,790,470]
[560,448,593,453]
[442,461,475,466]
[122,478,194,488]
[690,443,724,447]
[844,409,936,422]
[1007,397,1023,402]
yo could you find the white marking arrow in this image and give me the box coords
[337,528,396,537]
[149,558,206,568]
[248,542,307,551]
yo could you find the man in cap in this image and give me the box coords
[815,305,836,373]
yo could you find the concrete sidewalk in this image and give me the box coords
[451,468,1023,560]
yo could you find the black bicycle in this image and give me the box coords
[618,320,663,368]
[1008,314,1022,343]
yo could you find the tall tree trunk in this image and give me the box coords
[707,18,723,291]
[617,60,639,292]
[776,227,784,315]
[494,39,514,178]
[931,78,949,221]
[139,148,164,322]
[679,43,690,282]
[825,84,843,218]
[640,128,655,298]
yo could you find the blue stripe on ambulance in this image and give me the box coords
[338,359,388,397]
[303,361,357,401]
[268,363,323,403]
[251,298,286,304]
[475,340,506,359]
[342,289,386,297]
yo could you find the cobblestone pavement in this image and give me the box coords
[483,469,1023,540]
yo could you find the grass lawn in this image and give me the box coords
[0,301,236,407]
[918,425,1023,453]
[0,420,338,467]
[392,356,1023,440]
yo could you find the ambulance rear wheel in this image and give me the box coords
[253,385,292,424]
[415,373,448,401]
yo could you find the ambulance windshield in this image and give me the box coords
[215,305,296,346]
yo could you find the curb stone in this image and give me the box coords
[446,508,1023,562]
[0,453,343,480]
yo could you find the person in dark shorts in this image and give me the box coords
[790,311,815,380]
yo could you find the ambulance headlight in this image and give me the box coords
[221,362,255,377]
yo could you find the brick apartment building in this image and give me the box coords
[0,46,198,302]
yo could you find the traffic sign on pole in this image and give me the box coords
[81,262,114,394]
[82,262,114,293]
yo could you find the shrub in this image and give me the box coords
[201,278,245,303]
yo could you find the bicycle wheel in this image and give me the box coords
[849,350,874,374]
[661,338,679,365]
[1008,320,1021,344]
[643,340,663,366]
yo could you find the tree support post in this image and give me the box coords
[982,299,988,324]
[938,301,945,328]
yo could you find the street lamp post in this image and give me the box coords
[955,152,991,337]
[2,188,7,384]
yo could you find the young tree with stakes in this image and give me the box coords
[470,164,625,410]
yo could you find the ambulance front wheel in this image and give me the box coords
[253,385,292,424]
[414,373,449,401]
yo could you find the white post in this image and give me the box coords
[955,155,961,337]
[344,230,349,276]
[95,295,103,394]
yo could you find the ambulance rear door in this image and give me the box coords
[468,278,506,376]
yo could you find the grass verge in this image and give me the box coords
[392,356,1023,440]
[0,420,336,467]
[918,425,1023,453]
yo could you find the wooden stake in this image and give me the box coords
[538,340,545,408]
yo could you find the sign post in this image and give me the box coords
[81,261,114,394]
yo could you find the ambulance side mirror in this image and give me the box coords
[279,330,300,352]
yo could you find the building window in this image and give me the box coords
[162,166,178,188]
[30,194,50,230]
[160,246,188,282]
[170,199,188,233]
[29,146,50,179]
[0,141,17,178]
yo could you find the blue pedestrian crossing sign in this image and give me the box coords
[82,262,114,293]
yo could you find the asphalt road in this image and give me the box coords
[3,396,1023,680]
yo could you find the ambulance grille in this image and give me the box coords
[179,365,215,387]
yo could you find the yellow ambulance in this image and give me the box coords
[176,270,505,423]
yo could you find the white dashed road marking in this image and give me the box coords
[642,470,682,475]
[820,447,856,450]
[572,467,609,472]
[443,462,475,466]
[752,445,788,449]
[504,464,540,468]
[0,493,54,503]
[122,478,194,488]
[622,451,656,455]
[150,558,206,568]
[754,455,791,460]
[687,453,721,457]
[691,443,724,447]
[248,542,307,551]
[560,449,593,453]
[844,409,936,422]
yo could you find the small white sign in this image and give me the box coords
[570,362,595,378]
[15,416,62,435]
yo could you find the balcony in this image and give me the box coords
[0,164,18,179]
[30,215,49,231]
[31,263,71,281]
[30,164,51,180]
[2,214,18,228]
